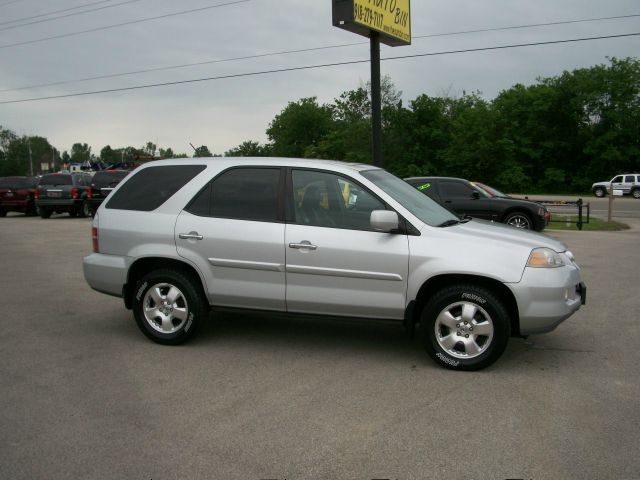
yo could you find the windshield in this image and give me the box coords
[361,169,458,227]
[473,182,508,198]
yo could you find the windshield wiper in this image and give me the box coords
[437,219,461,227]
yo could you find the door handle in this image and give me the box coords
[289,242,317,250]
[179,232,203,240]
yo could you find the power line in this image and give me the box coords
[0,0,145,32]
[0,0,251,49]
[1,13,638,93]
[0,0,28,8]
[414,14,640,39]
[1,32,638,105]
[0,0,115,27]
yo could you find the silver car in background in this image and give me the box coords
[83,158,586,370]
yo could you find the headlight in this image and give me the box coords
[527,248,564,268]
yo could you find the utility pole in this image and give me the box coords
[370,31,382,167]
[28,140,33,176]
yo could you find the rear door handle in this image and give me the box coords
[289,241,317,250]
[179,232,203,240]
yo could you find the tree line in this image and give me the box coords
[1,57,638,193]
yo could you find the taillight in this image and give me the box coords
[92,226,99,253]
[87,186,93,199]
[71,187,78,199]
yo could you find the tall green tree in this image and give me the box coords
[267,97,334,158]
[225,140,271,157]
[193,145,213,157]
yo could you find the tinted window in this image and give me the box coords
[439,181,473,198]
[187,167,281,222]
[291,169,385,230]
[106,165,205,211]
[92,171,129,188]
[612,176,623,183]
[39,174,72,186]
[624,176,635,183]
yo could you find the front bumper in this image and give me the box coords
[507,265,585,335]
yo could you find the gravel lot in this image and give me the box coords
[1,214,639,479]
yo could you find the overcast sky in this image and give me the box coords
[0,0,638,156]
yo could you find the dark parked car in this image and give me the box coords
[0,176,39,216]
[86,170,129,216]
[35,172,94,218]
[405,176,550,231]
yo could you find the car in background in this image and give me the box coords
[405,176,550,231]
[0,176,39,217]
[591,174,640,198]
[35,172,94,218]
[86,170,130,216]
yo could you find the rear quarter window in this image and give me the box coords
[106,165,205,211]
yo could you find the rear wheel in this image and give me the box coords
[632,189,640,199]
[39,207,52,219]
[504,211,532,230]
[68,208,78,217]
[420,285,510,371]
[594,187,606,198]
[133,269,208,345]
[78,201,90,218]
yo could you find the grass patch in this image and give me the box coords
[547,215,629,231]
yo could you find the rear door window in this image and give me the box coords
[185,167,282,222]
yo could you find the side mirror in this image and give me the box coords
[471,190,481,199]
[370,210,399,232]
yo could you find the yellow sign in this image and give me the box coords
[353,0,411,45]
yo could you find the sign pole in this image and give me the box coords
[370,31,382,167]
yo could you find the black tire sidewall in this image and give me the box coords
[133,269,207,345]
[39,207,51,218]
[505,212,532,230]
[421,285,510,371]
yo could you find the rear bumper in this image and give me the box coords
[508,266,585,335]
[36,199,82,209]
[83,253,129,298]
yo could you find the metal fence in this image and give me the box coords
[531,198,590,230]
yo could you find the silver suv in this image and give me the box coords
[83,158,586,371]
[592,174,640,198]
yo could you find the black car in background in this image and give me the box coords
[86,170,129,215]
[405,176,550,231]
[35,172,94,218]
[0,176,39,216]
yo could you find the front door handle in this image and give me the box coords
[179,232,203,240]
[289,241,317,250]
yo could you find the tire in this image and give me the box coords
[594,187,606,198]
[632,189,640,199]
[133,269,208,345]
[0,207,6,217]
[420,284,510,371]
[78,201,90,218]
[39,207,52,219]
[504,211,532,230]
[68,208,78,218]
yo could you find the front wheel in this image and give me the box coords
[133,269,208,345]
[504,211,532,230]
[594,187,606,198]
[420,285,510,371]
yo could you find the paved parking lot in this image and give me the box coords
[1,214,639,479]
